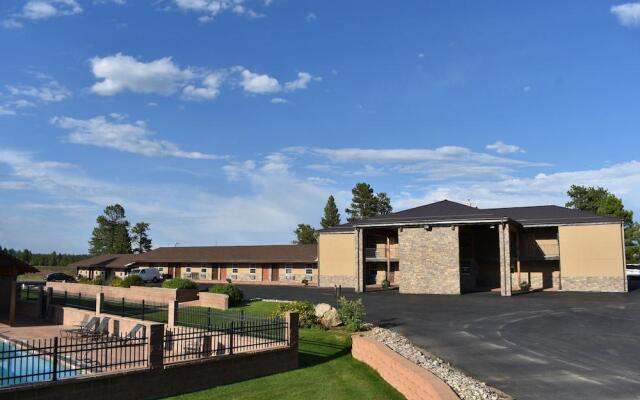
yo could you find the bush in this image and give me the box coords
[381,279,390,289]
[272,300,317,328]
[301,278,309,286]
[209,282,244,306]
[162,278,198,290]
[519,280,531,291]
[122,275,145,288]
[107,277,124,287]
[78,277,104,285]
[338,296,365,332]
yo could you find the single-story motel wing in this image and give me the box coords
[71,200,628,296]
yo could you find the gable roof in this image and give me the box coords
[0,252,39,277]
[136,244,318,264]
[319,200,622,232]
[67,254,139,269]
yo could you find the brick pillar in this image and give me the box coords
[285,311,299,351]
[37,286,45,318]
[499,223,512,297]
[148,323,165,370]
[96,293,104,314]
[168,301,178,328]
[8,277,17,326]
[45,287,53,316]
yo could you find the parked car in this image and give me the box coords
[128,267,162,283]
[627,264,640,279]
[45,272,77,283]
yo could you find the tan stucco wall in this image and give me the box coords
[559,223,626,292]
[318,232,357,287]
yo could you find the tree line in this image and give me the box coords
[0,247,87,267]
[293,183,640,264]
[293,182,392,244]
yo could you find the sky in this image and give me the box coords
[1,0,640,253]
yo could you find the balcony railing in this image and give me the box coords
[365,244,399,260]
[520,241,560,260]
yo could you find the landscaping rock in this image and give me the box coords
[320,308,342,328]
[369,327,511,400]
[314,303,332,318]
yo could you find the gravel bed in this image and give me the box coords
[369,327,511,400]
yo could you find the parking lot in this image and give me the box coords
[238,281,640,400]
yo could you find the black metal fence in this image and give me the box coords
[163,317,288,363]
[18,285,41,303]
[50,291,97,311]
[0,333,147,387]
[101,297,168,323]
[176,306,276,329]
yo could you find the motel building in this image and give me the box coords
[71,200,628,297]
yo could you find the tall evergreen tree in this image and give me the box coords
[131,222,153,253]
[345,182,379,223]
[321,195,341,228]
[376,192,393,215]
[293,224,318,244]
[89,204,132,256]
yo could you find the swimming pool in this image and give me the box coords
[0,339,76,387]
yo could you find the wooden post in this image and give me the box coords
[516,230,522,288]
[386,236,391,283]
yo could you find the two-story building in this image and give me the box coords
[317,200,627,295]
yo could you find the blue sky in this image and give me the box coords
[1,0,640,253]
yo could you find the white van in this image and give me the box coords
[129,267,162,283]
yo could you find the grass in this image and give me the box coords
[164,327,404,400]
[18,265,77,282]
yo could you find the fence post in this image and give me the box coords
[37,286,45,318]
[64,290,67,306]
[168,301,178,328]
[96,293,104,314]
[228,322,234,355]
[285,312,299,351]
[142,299,145,321]
[207,307,212,330]
[121,297,125,316]
[46,287,53,315]
[148,323,165,370]
[52,337,59,381]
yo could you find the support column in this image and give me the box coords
[8,276,17,326]
[499,223,512,296]
[148,323,165,370]
[516,230,521,288]
[168,300,178,328]
[356,228,364,293]
[386,236,391,282]
[96,293,104,314]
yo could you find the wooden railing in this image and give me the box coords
[365,244,399,259]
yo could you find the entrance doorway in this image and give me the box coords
[459,225,500,293]
[271,264,279,281]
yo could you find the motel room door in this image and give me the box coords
[219,266,227,281]
[271,264,279,281]
[262,265,270,281]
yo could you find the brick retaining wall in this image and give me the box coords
[197,292,229,310]
[352,335,459,400]
[46,282,198,303]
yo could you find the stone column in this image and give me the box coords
[499,223,512,296]
[356,228,364,293]
[96,293,104,314]
[168,300,179,328]
[148,323,165,370]
[8,277,17,326]
[285,311,299,351]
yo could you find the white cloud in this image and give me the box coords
[51,114,226,160]
[418,53,425,59]
[182,73,223,100]
[6,80,71,102]
[611,2,640,27]
[2,19,23,29]
[239,69,281,94]
[90,53,194,96]
[22,0,82,20]
[271,97,288,104]
[284,72,318,91]
[523,86,531,92]
[173,0,264,21]
[485,141,525,154]
[306,12,316,21]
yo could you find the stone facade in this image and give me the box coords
[398,226,460,294]
[560,276,626,292]
[318,274,357,288]
[499,225,512,296]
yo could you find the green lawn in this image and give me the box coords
[165,327,404,400]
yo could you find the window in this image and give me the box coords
[305,268,313,275]
[201,268,207,273]
[232,264,239,274]
[185,267,191,273]
[249,265,256,274]
[158,267,164,272]
[285,265,292,274]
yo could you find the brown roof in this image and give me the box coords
[0,252,39,276]
[136,244,318,264]
[67,254,139,269]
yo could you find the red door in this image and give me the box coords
[271,264,279,281]
[219,266,227,281]
[262,265,270,281]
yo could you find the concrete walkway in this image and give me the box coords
[238,281,640,400]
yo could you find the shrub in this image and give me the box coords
[107,277,124,287]
[338,296,365,332]
[381,279,390,289]
[78,277,104,285]
[77,277,93,285]
[272,300,317,328]
[122,275,145,288]
[519,280,531,291]
[162,278,198,290]
[301,278,309,286]
[209,282,244,306]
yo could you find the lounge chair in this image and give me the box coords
[111,324,145,342]
[60,316,99,338]
[86,317,111,339]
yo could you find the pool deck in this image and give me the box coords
[0,318,72,342]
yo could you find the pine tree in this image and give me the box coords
[89,204,132,255]
[320,195,341,228]
[376,192,393,215]
[131,222,153,253]
[293,224,318,244]
[345,183,378,223]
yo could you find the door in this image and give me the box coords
[211,265,219,280]
[262,265,270,281]
[219,266,227,281]
[271,264,279,281]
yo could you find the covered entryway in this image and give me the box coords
[362,228,399,289]
[458,224,501,293]
[0,252,38,326]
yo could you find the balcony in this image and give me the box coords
[365,244,399,261]
[520,241,560,261]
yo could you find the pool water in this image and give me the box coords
[0,340,76,386]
